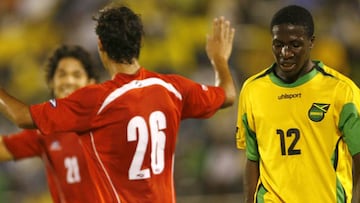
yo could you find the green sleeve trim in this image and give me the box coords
[339,103,360,156]
[242,114,259,161]
[336,176,346,203]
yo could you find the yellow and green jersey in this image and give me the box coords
[236,61,360,203]
[321,64,360,203]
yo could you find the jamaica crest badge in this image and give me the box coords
[308,103,330,122]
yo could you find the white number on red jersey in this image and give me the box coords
[64,156,81,183]
[127,111,166,180]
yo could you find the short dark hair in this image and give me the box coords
[93,5,144,64]
[45,45,99,83]
[270,5,314,37]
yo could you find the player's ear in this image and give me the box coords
[309,35,315,49]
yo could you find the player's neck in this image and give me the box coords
[109,59,141,78]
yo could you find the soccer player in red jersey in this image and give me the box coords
[0,45,107,202]
[0,4,236,203]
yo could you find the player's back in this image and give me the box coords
[88,72,186,203]
[84,68,224,202]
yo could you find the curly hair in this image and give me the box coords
[45,45,99,83]
[270,5,314,38]
[93,5,144,64]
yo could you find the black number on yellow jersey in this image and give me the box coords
[277,128,301,156]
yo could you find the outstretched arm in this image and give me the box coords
[206,16,236,108]
[0,88,35,128]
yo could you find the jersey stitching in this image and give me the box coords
[90,132,121,203]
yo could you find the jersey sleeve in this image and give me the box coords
[337,82,360,156]
[2,130,43,159]
[30,85,100,135]
[171,75,225,119]
[235,81,259,161]
[235,85,246,149]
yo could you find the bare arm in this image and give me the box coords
[245,159,259,203]
[0,136,14,161]
[353,153,360,203]
[206,16,236,108]
[0,88,35,128]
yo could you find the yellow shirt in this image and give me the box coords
[236,61,360,202]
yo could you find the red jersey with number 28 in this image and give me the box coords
[2,130,106,203]
[30,67,225,203]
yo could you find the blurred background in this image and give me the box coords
[0,0,359,202]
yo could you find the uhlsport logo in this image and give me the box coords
[308,103,330,122]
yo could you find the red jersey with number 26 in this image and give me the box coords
[2,130,106,203]
[30,67,225,203]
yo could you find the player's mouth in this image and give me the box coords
[279,62,296,72]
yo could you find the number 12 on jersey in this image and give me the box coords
[127,111,166,180]
[277,128,301,156]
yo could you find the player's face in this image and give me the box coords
[272,24,314,83]
[51,57,95,99]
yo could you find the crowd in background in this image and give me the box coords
[0,0,359,202]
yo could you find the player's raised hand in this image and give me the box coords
[205,16,236,108]
[206,16,235,64]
